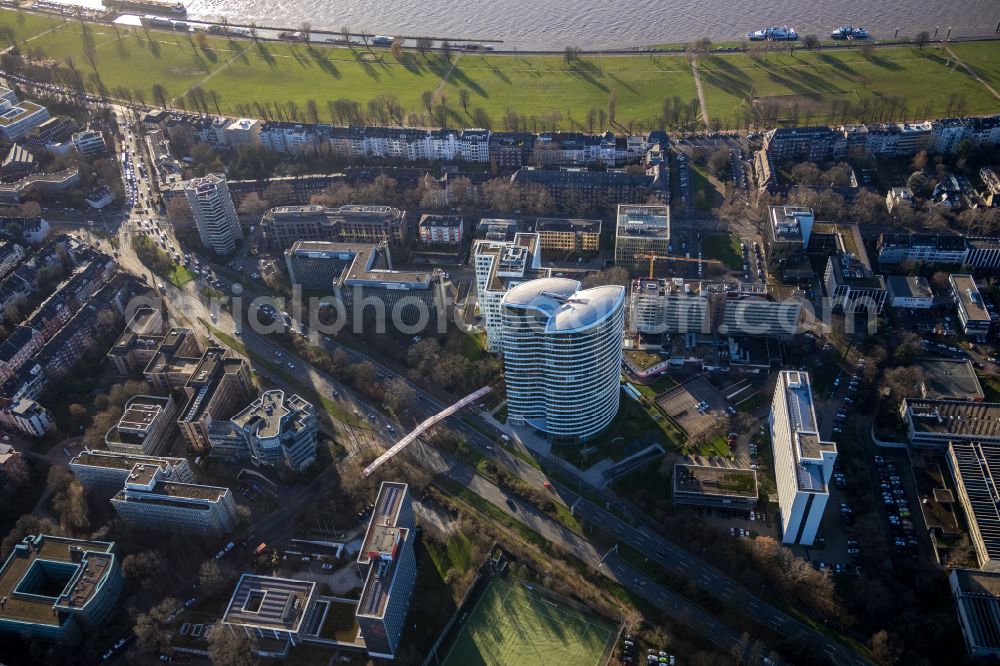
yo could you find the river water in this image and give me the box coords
[50,0,1000,50]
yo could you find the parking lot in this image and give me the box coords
[656,376,733,437]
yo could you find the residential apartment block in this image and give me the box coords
[821,223,886,314]
[0,535,122,643]
[769,371,837,546]
[417,214,463,245]
[184,174,244,255]
[356,482,417,660]
[261,204,408,249]
[512,166,668,211]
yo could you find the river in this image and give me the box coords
[42,0,1000,50]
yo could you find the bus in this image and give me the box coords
[254,542,268,556]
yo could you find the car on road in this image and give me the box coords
[184,597,196,608]
[505,497,517,512]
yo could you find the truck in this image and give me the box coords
[254,542,267,556]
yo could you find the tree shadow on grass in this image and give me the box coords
[255,40,276,67]
[354,53,381,81]
[817,52,861,80]
[148,38,160,58]
[114,39,129,59]
[395,52,427,76]
[307,44,341,78]
[563,59,610,93]
[448,65,488,98]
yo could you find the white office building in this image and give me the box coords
[769,371,837,546]
[111,463,237,536]
[502,277,625,443]
[473,233,548,353]
[184,174,243,255]
[220,390,318,471]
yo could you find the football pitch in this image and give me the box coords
[441,578,617,666]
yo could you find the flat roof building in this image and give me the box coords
[901,399,1000,449]
[219,390,318,471]
[0,99,50,142]
[886,275,933,309]
[0,535,122,643]
[283,241,445,330]
[184,174,243,255]
[950,568,1000,658]
[821,223,886,314]
[104,394,177,456]
[951,274,992,335]
[947,442,1000,570]
[473,233,548,352]
[177,348,256,453]
[111,464,237,536]
[614,204,670,276]
[535,217,601,253]
[673,464,758,509]
[69,450,192,495]
[914,358,985,402]
[417,213,463,245]
[769,371,837,546]
[222,574,318,657]
[261,204,409,249]
[356,482,416,660]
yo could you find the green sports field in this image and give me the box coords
[441,578,617,666]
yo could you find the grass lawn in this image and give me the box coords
[701,233,741,270]
[948,41,1000,97]
[697,45,1000,127]
[426,531,476,576]
[168,264,194,287]
[440,577,616,666]
[9,9,996,129]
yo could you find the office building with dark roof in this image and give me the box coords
[947,442,1000,571]
[284,241,445,329]
[0,535,122,643]
[673,464,759,509]
[951,568,1000,658]
[356,482,416,660]
[69,449,193,495]
[900,399,1000,449]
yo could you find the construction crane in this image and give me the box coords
[634,253,721,279]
